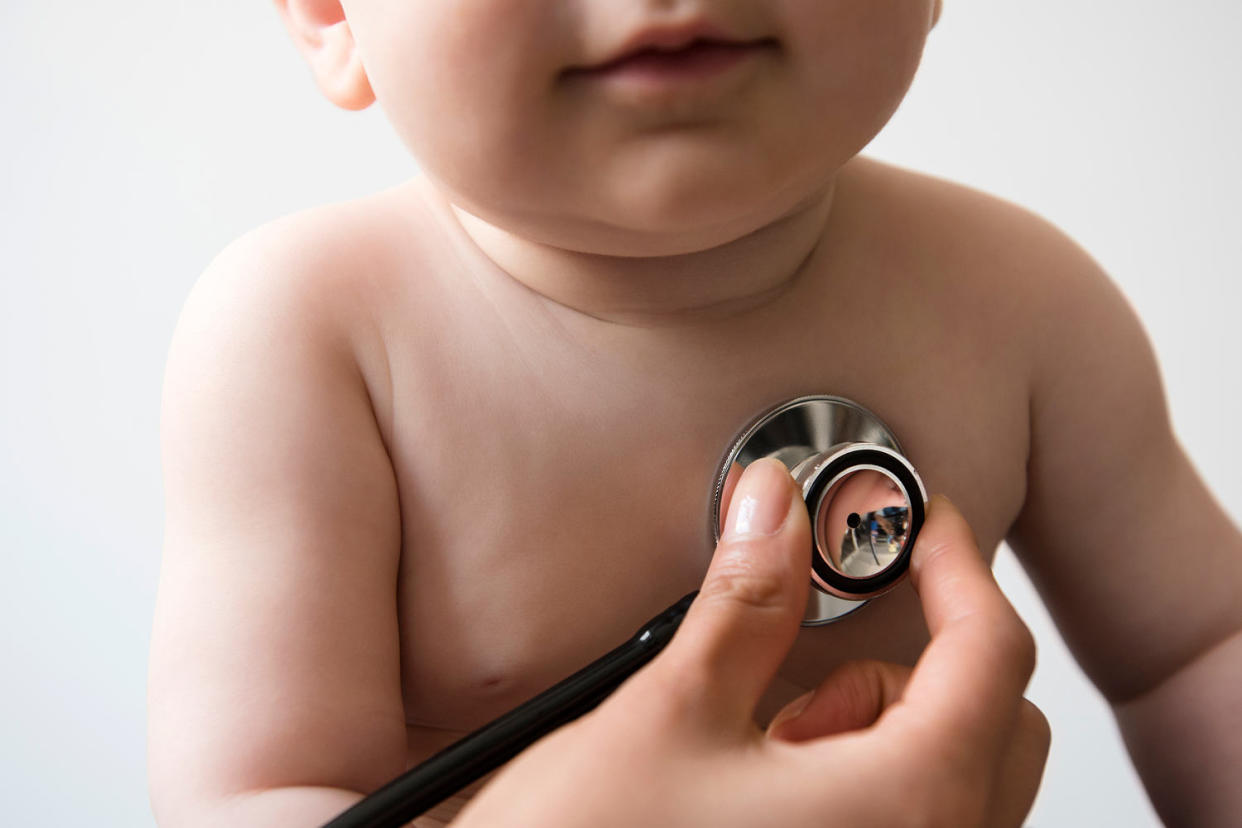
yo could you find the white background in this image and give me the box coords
[2,2,1239,825]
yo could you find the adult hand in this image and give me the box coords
[453,458,1050,828]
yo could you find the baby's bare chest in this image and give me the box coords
[372,285,1031,752]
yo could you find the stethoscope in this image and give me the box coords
[325,396,927,827]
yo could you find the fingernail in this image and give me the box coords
[724,458,794,540]
[767,690,814,733]
[926,494,954,518]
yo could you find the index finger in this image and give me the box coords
[887,496,1036,767]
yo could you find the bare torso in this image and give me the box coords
[344,158,1034,819]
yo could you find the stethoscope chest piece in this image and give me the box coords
[712,395,928,625]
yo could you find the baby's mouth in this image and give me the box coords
[564,34,779,86]
[570,38,776,79]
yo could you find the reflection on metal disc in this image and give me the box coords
[711,396,924,625]
[815,467,910,580]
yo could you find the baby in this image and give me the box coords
[148,1,1242,825]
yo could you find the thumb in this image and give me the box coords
[645,458,811,730]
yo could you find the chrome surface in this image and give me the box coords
[813,465,907,579]
[711,396,923,625]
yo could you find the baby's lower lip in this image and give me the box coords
[569,39,775,89]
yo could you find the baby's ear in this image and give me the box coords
[932,0,943,27]
[275,0,374,110]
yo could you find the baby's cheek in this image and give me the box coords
[348,4,506,146]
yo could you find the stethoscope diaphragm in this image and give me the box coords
[712,395,927,624]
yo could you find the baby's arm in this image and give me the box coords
[1006,222,1242,826]
[148,224,406,826]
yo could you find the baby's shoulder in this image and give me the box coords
[845,158,1112,305]
[842,159,1160,417]
[189,183,439,329]
[840,157,1130,356]
[173,182,447,432]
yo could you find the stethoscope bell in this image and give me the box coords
[712,396,928,625]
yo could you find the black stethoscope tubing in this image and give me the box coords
[322,592,698,828]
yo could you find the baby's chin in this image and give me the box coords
[421,118,846,256]
[493,208,781,258]
[595,165,823,246]
[461,176,827,258]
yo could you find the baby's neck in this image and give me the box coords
[446,185,836,327]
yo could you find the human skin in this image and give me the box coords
[453,466,1049,828]
[148,1,1242,825]
[329,0,942,259]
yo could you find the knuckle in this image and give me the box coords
[996,617,1038,680]
[699,543,791,615]
[909,527,963,582]
[1018,699,1052,760]
[960,609,1037,685]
